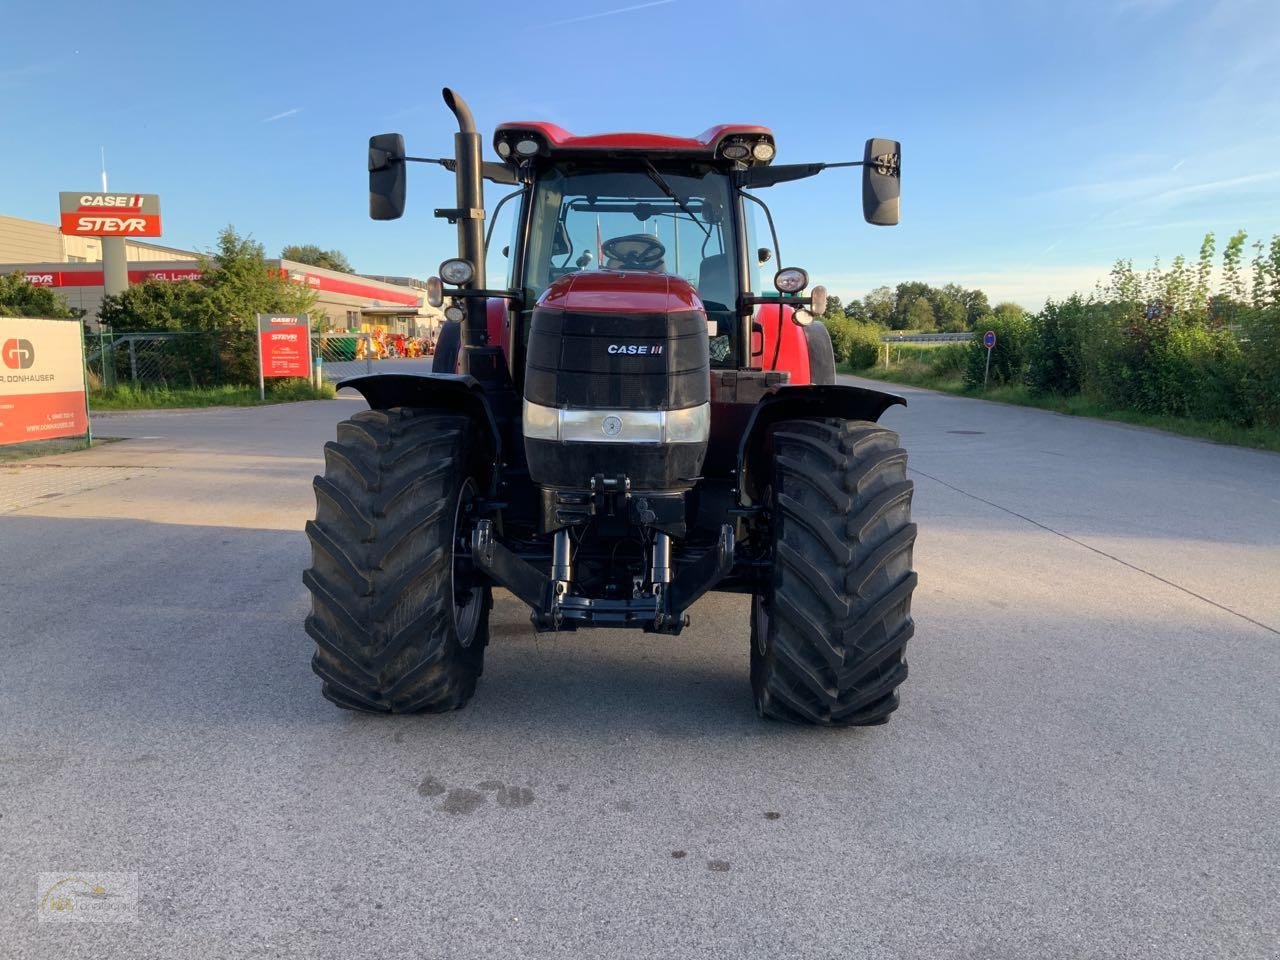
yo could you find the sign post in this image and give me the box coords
[982,329,997,391]
[0,317,90,447]
[256,314,312,400]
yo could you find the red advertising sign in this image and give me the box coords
[0,317,89,445]
[257,314,312,378]
[58,192,162,237]
[17,269,203,288]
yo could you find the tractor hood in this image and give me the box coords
[538,270,704,315]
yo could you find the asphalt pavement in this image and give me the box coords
[1,378,1277,959]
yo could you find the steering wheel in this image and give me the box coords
[602,234,666,271]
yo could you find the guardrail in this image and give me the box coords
[880,332,974,343]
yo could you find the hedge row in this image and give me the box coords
[963,295,1279,427]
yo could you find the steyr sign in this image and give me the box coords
[58,192,162,237]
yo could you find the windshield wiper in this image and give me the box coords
[642,160,711,240]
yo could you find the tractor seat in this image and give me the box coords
[697,253,734,311]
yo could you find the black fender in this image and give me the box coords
[736,383,906,506]
[338,373,502,494]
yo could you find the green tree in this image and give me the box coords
[991,302,1027,324]
[1191,232,1214,322]
[963,287,991,329]
[822,293,844,319]
[281,243,355,274]
[203,227,318,331]
[98,226,320,386]
[932,283,969,332]
[0,272,75,318]
[842,298,868,323]
[864,286,896,326]
[893,281,933,329]
[1221,230,1247,304]
[98,280,210,331]
[906,295,936,332]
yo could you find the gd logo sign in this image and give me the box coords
[2,338,34,369]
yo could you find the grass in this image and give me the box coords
[850,362,1280,453]
[88,380,335,411]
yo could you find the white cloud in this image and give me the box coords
[535,0,677,29]
[262,108,301,123]
[1146,169,1280,204]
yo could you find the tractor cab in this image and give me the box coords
[486,121,854,386]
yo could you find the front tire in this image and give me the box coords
[804,321,837,385]
[751,418,917,725]
[431,321,462,374]
[304,408,490,713]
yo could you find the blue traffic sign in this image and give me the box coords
[983,330,997,349]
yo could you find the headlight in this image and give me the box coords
[721,142,750,160]
[522,402,710,444]
[496,140,511,158]
[443,304,465,323]
[809,285,828,316]
[791,308,814,326]
[515,138,540,157]
[663,404,710,443]
[439,258,475,285]
[774,267,809,294]
[752,141,775,162]
[425,276,443,308]
[523,399,560,441]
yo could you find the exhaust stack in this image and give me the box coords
[441,88,486,287]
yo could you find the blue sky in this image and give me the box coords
[2,0,1277,308]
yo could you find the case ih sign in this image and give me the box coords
[58,192,162,237]
[257,314,312,379]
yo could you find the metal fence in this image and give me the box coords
[84,331,391,389]
[314,334,374,383]
[85,331,256,390]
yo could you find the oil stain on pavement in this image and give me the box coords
[415,774,535,814]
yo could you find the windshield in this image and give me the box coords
[524,164,738,314]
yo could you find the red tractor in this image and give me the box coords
[304,89,916,725]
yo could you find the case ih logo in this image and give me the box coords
[58,192,162,238]
[2,338,35,369]
[607,344,663,355]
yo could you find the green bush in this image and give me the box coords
[1241,307,1280,425]
[1028,295,1089,395]
[846,322,883,369]
[964,309,1033,388]
[822,318,882,369]
[822,316,855,364]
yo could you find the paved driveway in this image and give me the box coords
[1,381,1276,958]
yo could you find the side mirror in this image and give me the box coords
[369,133,406,220]
[757,247,772,265]
[862,138,900,226]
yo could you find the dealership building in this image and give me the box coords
[0,213,441,334]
